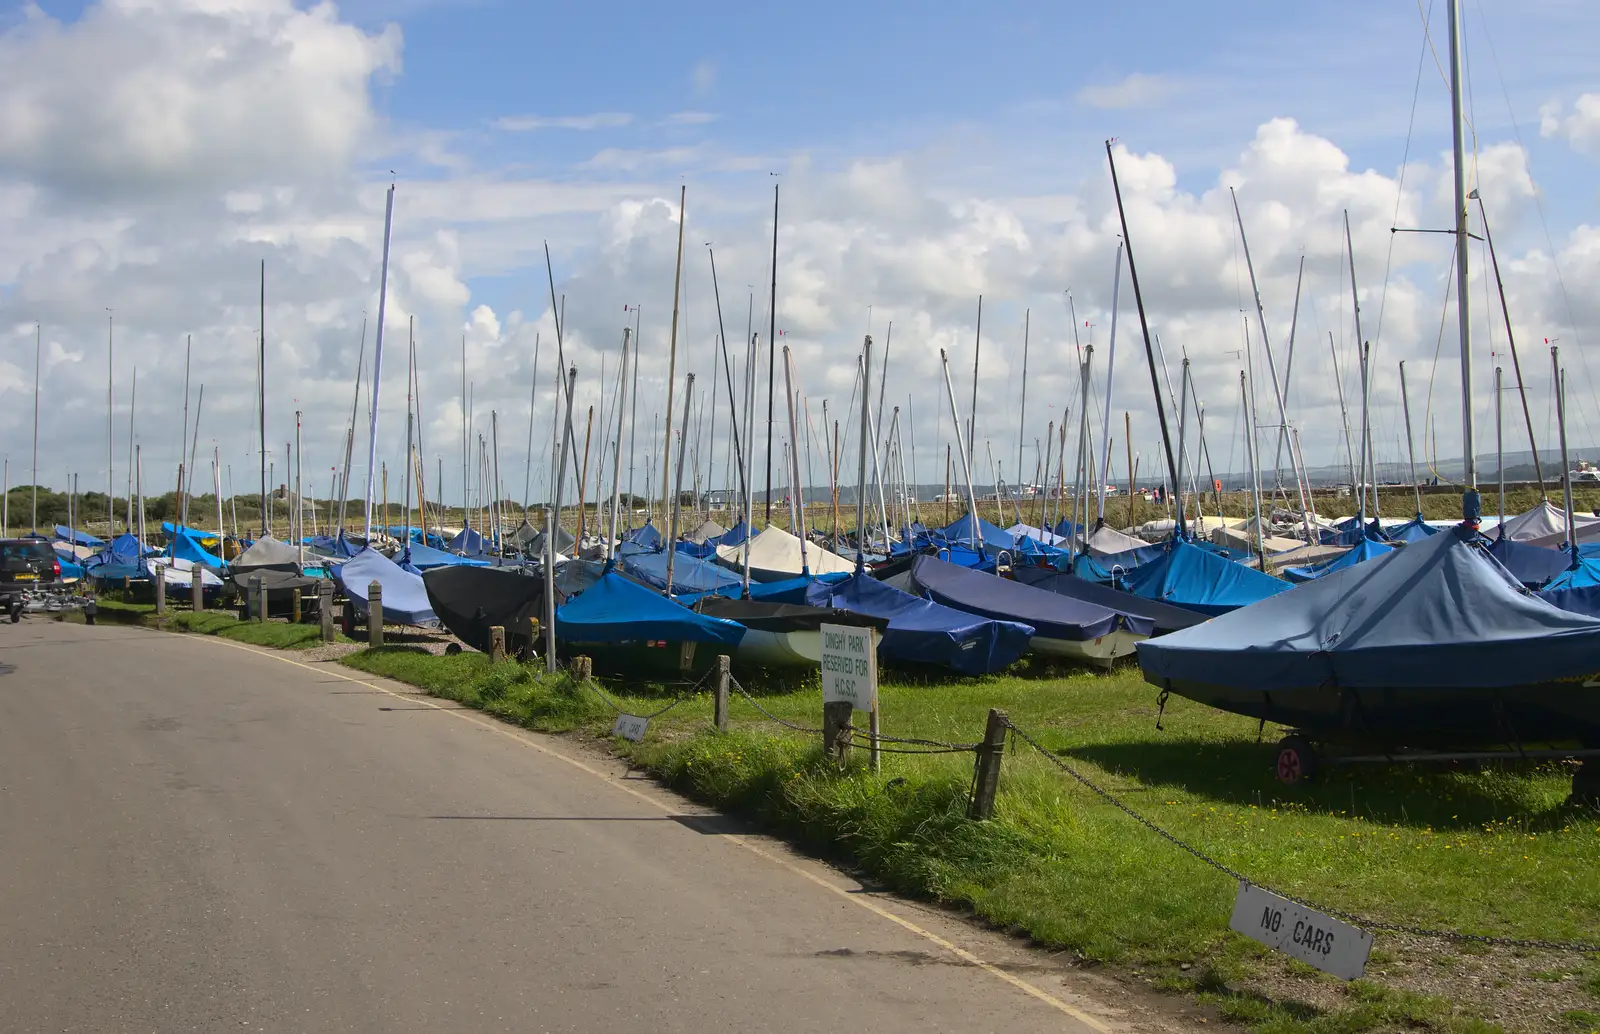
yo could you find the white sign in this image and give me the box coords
[1229,882,1372,980]
[612,714,649,742]
[820,623,877,711]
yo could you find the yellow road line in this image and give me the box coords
[194,635,1117,1032]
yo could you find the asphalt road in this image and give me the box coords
[0,620,1194,1033]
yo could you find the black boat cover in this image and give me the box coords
[695,597,889,633]
[423,566,545,655]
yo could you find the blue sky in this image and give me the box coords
[3,0,1600,504]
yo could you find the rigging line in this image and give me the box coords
[1413,0,1478,148]
[1375,0,1433,347]
[1472,0,1600,448]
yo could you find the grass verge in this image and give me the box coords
[70,597,348,650]
[340,647,1600,1033]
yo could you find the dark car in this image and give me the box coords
[1,539,62,616]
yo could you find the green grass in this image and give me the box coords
[338,648,1600,1032]
[73,597,346,649]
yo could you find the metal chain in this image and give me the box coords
[579,669,702,721]
[840,723,980,753]
[1006,720,1600,954]
[727,674,826,734]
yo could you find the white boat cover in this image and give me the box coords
[1499,500,1600,543]
[1006,522,1071,547]
[716,525,855,578]
[145,557,224,588]
[685,519,727,545]
[233,534,301,570]
[1265,542,1349,567]
[1210,524,1304,554]
[1136,515,1241,541]
[1084,525,1149,557]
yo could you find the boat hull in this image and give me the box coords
[1147,675,1600,749]
[1030,630,1144,669]
[734,628,822,669]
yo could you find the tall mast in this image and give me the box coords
[856,339,873,569]
[522,333,542,516]
[663,373,694,596]
[627,305,641,521]
[1495,366,1506,536]
[765,182,779,524]
[259,259,267,537]
[295,410,304,566]
[1344,211,1373,525]
[1105,141,1180,502]
[1329,331,1359,490]
[461,331,468,525]
[30,322,39,532]
[178,334,191,526]
[106,310,114,535]
[1015,310,1029,516]
[605,328,631,564]
[362,183,396,544]
[1098,242,1124,523]
[662,185,687,520]
[782,349,809,575]
[336,319,365,535]
[1400,362,1423,517]
[1447,0,1478,515]
[707,247,747,505]
[1554,348,1575,555]
[968,296,982,470]
[126,368,136,529]
[1475,196,1544,498]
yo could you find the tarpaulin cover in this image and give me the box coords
[1052,519,1086,539]
[619,545,743,595]
[334,547,438,626]
[1007,523,1071,547]
[232,535,301,573]
[231,568,321,597]
[58,558,83,582]
[168,532,226,570]
[716,526,855,580]
[448,527,489,554]
[1073,541,1168,584]
[1084,525,1149,557]
[1500,500,1600,543]
[307,532,361,559]
[624,523,662,548]
[1489,535,1571,589]
[53,525,104,547]
[1320,518,1388,546]
[1120,539,1292,616]
[1010,567,1206,636]
[694,597,889,633]
[1537,556,1600,619]
[402,541,490,570]
[1384,515,1440,544]
[162,522,222,548]
[144,557,223,589]
[1141,526,1600,692]
[803,571,1033,675]
[524,526,577,556]
[936,515,1018,553]
[1282,536,1393,583]
[685,519,727,545]
[909,555,1121,642]
[424,566,546,654]
[557,571,745,646]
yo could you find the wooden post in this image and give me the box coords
[254,574,266,622]
[246,575,259,621]
[368,580,384,648]
[822,700,854,766]
[489,625,506,662]
[713,653,730,732]
[153,563,166,622]
[191,562,204,611]
[573,655,592,681]
[291,586,302,623]
[318,582,334,643]
[968,708,1009,820]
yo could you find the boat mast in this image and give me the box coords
[765,184,779,525]
[855,341,872,569]
[1344,211,1373,526]
[1105,141,1180,506]
[1495,365,1506,537]
[939,349,984,554]
[1242,371,1267,568]
[782,349,810,575]
[1016,309,1029,523]
[106,310,114,536]
[1329,331,1359,492]
[30,323,39,532]
[741,333,759,594]
[1174,358,1191,539]
[968,297,981,471]
[1097,242,1124,524]
[1271,256,1305,491]
[361,184,396,544]
[1070,347,1094,563]
[522,333,542,519]
[1553,348,1576,557]
[126,367,136,530]
[707,247,747,507]
[258,260,267,538]
[663,185,687,524]
[1447,0,1479,519]
[605,328,631,564]
[1399,361,1423,517]
[1475,195,1544,499]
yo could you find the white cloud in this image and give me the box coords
[0,0,400,199]
[665,110,718,126]
[1541,93,1600,154]
[492,112,633,132]
[580,146,705,172]
[1075,73,1173,111]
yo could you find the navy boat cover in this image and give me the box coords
[402,542,490,570]
[1490,536,1571,590]
[1537,556,1600,619]
[54,525,105,548]
[908,555,1120,641]
[1010,567,1207,636]
[803,571,1033,675]
[1282,536,1393,583]
[619,545,743,595]
[1140,525,1600,691]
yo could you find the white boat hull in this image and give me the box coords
[1028,629,1144,668]
[734,628,822,668]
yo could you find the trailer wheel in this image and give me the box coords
[1275,735,1319,784]
[9,606,21,624]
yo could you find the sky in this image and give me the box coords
[3,0,1600,518]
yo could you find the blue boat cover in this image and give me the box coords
[448,527,489,554]
[334,547,438,626]
[1321,518,1387,546]
[58,558,84,582]
[1120,539,1291,616]
[620,546,744,595]
[1386,515,1439,543]
[100,533,147,566]
[162,522,222,546]
[54,525,104,547]
[1073,541,1168,584]
[169,533,225,570]
[1489,536,1571,589]
[936,515,1018,553]
[909,555,1120,642]
[1010,567,1206,636]
[1536,556,1600,619]
[1140,525,1600,692]
[307,531,361,558]
[1053,519,1085,539]
[624,523,662,548]
[402,542,490,570]
[1283,536,1394,584]
[557,572,745,646]
[803,571,1033,675]
[87,562,146,583]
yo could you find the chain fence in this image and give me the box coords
[1004,718,1600,954]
